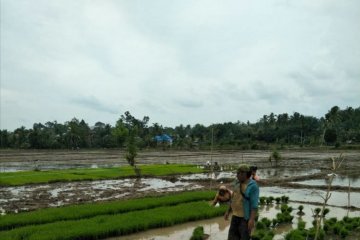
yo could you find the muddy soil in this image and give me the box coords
[1,149,360,215]
[1,149,359,171]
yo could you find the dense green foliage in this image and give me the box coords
[252,217,275,240]
[0,191,215,231]
[0,201,227,240]
[286,214,360,240]
[0,164,203,186]
[1,106,359,149]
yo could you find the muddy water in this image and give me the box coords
[178,168,321,181]
[292,174,360,188]
[2,149,360,172]
[1,150,360,238]
[261,186,360,208]
[109,202,360,240]
[0,178,202,214]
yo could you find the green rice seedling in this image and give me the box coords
[259,197,267,205]
[321,208,330,217]
[286,206,293,213]
[0,164,204,186]
[285,229,306,240]
[333,222,343,235]
[272,219,278,227]
[339,227,349,238]
[297,220,306,231]
[0,190,215,230]
[297,205,305,216]
[280,204,289,213]
[284,214,294,223]
[314,207,321,217]
[260,218,272,228]
[275,197,281,204]
[276,213,285,223]
[255,221,266,230]
[323,221,332,233]
[190,226,204,240]
[312,219,318,227]
[281,195,289,203]
[251,229,266,240]
[0,201,227,240]
[252,228,274,240]
[308,227,325,240]
[327,217,338,225]
[265,197,273,205]
[343,216,351,223]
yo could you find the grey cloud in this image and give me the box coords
[174,99,203,108]
[70,96,118,114]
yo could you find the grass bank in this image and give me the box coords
[0,191,215,231]
[0,164,204,186]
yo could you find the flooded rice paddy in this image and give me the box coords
[292,174,360,188]
[110,202,360,240]
[1,149,360,239]
[0,178,203,214]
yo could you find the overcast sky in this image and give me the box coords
[1,0,359,131]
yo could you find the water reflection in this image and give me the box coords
[261,186,360,208]
[293,174,360,188]
[259,168,321,179]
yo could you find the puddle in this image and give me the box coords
[108,203,360,240]
[258,168,321,179]
[178,168,321,181]
[292,175,360,188]
[261,186,360,208]
[0,163,121,172]
[0,178,202,214]
[179,172,235,180]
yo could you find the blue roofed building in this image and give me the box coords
[154,134,173,145]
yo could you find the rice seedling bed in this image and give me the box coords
[0,190,215,230]
[0,201,227,240]
[0,164,203,186]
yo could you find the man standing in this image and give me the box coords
[225,164,259,240]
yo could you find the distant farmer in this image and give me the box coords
[250,165,260,181]
[213,161,220,171]
[212,185,233,206]
[224,164,259,240]
[206,160,211,168]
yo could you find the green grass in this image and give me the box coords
[0,190,215,231]
[0,201,227,240]
[0,164,204,186]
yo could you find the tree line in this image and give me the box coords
[1,106,359,150]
